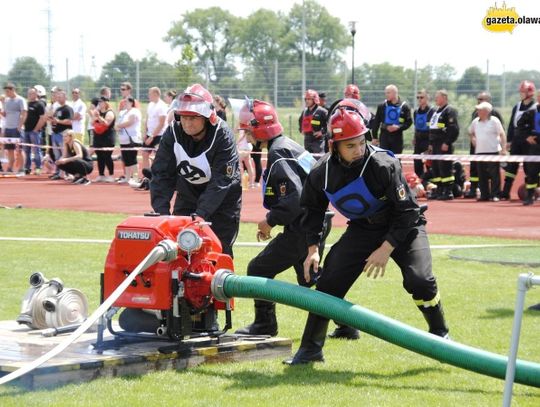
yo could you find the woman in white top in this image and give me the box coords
[164,89,178,125]
[237,129,255,188]
[115,96,142,183]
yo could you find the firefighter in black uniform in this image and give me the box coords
[299,89,328,154]
[150,83,241,256]
[500,81,537,200]
[371,84,412,154]
[284,107,449,365]
[516,90,540,205]
[413,89,435,179]
[428,90,459,200]
[234,99,332,336]
[318,92,328,110]
[465,91,505,198]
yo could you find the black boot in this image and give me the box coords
[283,313,328,365]
[420,302,449,338]
[499,179,513,200]
[235,300,278,336]
[328,324,360,340]
[438,183,454,200]
[523,188,535,206]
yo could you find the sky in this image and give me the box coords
[3,0,540,81]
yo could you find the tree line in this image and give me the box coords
[3,0,540,108]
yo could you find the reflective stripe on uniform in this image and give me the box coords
[414,292,441,308]
[430,177,441,183]
[311,120,321,125]
[469,177,479,182]
[504,171,516,179]
[441,175,455,183]
[526,183,538,189]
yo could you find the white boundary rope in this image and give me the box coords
[0,236,535,250]
[2,138,539,162]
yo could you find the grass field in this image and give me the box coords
[0,209,540,406]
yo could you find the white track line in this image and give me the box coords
[0,236,536,250]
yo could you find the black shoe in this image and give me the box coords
[328,324,360,340]
[49,174,61,180]
[498,191,510,200]
[438,185,454,201]
[420,301,449,338]
[142,167,153,180]
[235,300,278,336]
[528,303,540,311]
[283,347,325,365]
[463,190,476,199]
[135,178,150,191]
[523,197,535,206]
[283,313,329,365]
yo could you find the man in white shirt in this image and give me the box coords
[469,101,506,201]
[143,87,167,171]
[69,88,86,143]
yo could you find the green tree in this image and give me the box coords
[164,7,239,85]
[235,9,288,95]
[7,57,49,90]
[456,67,487,97]
[97,52,136,98]
[284,0,349,62]
[354,63,416,106]
[68,75,97,99]
[433,64,457,92]
[138,52,184,97]
[175,44,203,91]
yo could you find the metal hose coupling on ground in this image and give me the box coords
[210,269,540,388]
[0,239,178,387]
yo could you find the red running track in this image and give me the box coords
[1,169,539,240]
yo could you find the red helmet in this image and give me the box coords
[177,83,218,125]
[238,99,283,141]
[344,84,360,99]
[332,98,371,122]
[519,81,536,98]
[405,172,421,188]
[304,89,320,105]
[328,108,369,143]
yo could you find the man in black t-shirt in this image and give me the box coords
[49,90,73,179]
[23,87,47,174]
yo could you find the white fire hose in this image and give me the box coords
[0,239,178,386]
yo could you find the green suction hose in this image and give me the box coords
[211,270,540,387]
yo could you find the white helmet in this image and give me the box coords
[34,85,46,98]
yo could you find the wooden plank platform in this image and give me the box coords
[0,321,292,389]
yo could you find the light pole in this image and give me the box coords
[349,21,357,84]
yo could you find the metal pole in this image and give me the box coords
[47,0,53,81]
[65,58,69,93]
[206,59,210,90]
[349,21,357,84]
[503,273,540,407]
[502,64,506,108]
[135,60,140,101]
[274,59,278,108]
[414,60,418,110]
[301,0,306,98]
[486,59,490,93]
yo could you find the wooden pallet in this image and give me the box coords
[0,321,292,389]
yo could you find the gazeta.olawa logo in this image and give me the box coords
[483,2,540,33]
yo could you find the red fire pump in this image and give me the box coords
[100,214,234,342]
